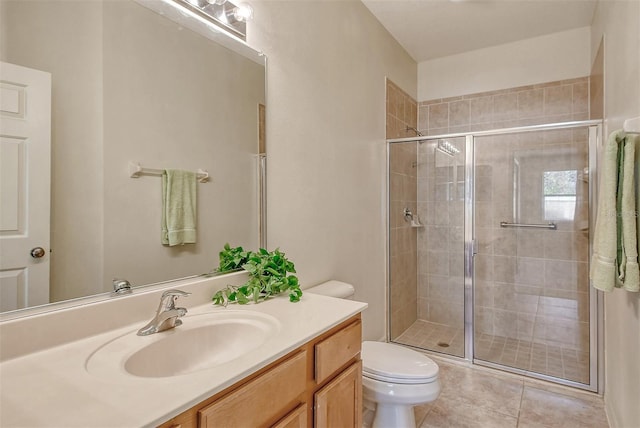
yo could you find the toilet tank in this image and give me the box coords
[306,280,355,299]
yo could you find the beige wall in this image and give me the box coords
[247,1,417,341]
[418,26,592,100]
[591,1,640,427]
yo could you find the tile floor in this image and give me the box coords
[363,356,608,428]
[394,320,589,384]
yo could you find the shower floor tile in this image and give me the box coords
[392,320,590,384]
[394,319,464,357]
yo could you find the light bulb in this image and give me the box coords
[232,2,253,21]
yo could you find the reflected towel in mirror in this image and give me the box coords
[161,169,197,246]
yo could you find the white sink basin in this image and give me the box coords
[86,310,280,378]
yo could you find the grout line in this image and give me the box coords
[516,377,526,426]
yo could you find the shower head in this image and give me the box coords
[405,126,423,137]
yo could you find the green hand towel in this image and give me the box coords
[591,130,640,292]
[591,130,623,291]
[620,134,640,292]
[161,169,197,246]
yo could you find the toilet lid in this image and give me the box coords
[361,341,439,384]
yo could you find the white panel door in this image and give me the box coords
[0,61,51,312]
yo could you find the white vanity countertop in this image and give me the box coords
[0,293,367,428]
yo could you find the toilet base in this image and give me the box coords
[372,403,416,428]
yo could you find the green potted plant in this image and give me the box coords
[212,244,303,306]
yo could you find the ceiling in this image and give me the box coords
[361,0,598,62]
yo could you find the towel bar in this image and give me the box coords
[500,221,557,230]
[129,162,209,183]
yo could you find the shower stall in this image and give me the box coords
[387,120,601,391]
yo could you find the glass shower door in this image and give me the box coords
[389,137,466,358]
[473,127,592,385]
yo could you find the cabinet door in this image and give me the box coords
[314,361,362,428]
[272,404,307,428]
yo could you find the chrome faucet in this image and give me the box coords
[137,289,191,336]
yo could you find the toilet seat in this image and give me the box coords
[362,341,439,385]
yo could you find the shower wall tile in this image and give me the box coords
[544,260,589,292]
[520,259,546,287]
[449,100,470,127]
[494,256,516,283]
[516,230,545,258]
[475,255,493,281]
[449,226,464,249]
[427,251,450,276]
[493,229,516,256]
[544,85,573,116]
[417,76,589,135]
[572,81,589,115]
[518,89,544,119]
[475,174,493,202]
[429,103,449,129]
[386,78,418,139]
[470,96,494,125]
[543,231,589,261]
[418,105,429,131]
[493,93,519,122]
[475,281,495,307]
[390,200,403,228]
[387,79,419,339]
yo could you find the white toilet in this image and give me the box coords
[306,281,441,428]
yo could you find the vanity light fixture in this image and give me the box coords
[173,0,253,40]
[436,139,460,157]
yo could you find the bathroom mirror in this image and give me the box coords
[0,0,265,317]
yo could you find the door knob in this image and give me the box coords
[30,247,46,258]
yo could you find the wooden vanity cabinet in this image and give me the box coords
[158,314,362,428]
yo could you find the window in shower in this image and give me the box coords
[543,170,578,221]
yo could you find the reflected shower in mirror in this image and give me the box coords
[0,0,266,315]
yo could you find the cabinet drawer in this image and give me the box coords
[315,320,361,384]
[199,351,307,428]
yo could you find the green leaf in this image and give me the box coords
[212,244,302,306]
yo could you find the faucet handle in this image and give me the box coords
[162,289,191,299]
[159,289,191,310]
